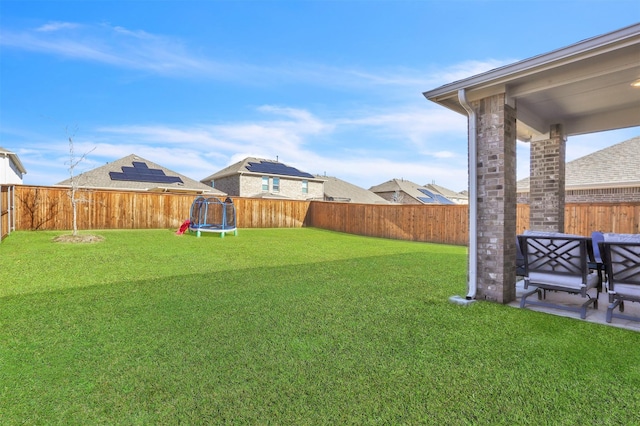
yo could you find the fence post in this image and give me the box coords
[0,185,15,242]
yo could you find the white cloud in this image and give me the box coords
[311,156,468,190]
[97,125,238,150]
[2,20,513,192]
[87,103,472,190]
[431,151,457,159]
[36,21,81,32]
[1,22,224,77]
[1,20,512,94]
[437,59,514,83]
[12,88,476,190]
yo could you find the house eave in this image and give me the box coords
[423,23,640,105]
[1,151,27,175]
[423,23,640,140]
[240,171,325,182]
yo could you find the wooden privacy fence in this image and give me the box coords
[1,185,15,241]
[308,203,639,243]
[13,186,310,231]
[11,185,640,244]
[306,202,469,245]
[515,203,640,236]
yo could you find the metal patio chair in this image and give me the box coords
[518,234,601,319]
[600,241,640,323]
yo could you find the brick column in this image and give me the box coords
[529,124,566,232]
[471,94,517,303]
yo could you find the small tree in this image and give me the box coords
[65,129,95,236]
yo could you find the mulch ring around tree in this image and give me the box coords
[53,234,105,243]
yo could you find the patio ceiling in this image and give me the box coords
[423,23,640,141]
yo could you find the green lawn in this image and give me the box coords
[1,228,639,424]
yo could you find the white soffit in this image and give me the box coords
[423,23,640,141]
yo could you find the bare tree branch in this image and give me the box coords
[66,127,95,236]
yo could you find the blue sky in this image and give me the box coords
[1,1,638,192]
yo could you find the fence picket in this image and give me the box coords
[7,185,640,244]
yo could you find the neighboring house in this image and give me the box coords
[0,146,27,184]
[318,175,389,204]
[201,157,325,200]
[56,154,224,195]
[423,182,468,205]
[517,136,640,203]
[369,178,455,205]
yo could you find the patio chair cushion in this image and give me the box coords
[529,271,599,291]
[608,283,640,299]
[523,230,582,238]
[604,233,640,243]
[601,241,640,323]
[519,234,600,319]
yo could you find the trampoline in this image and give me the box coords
[189,196,237,238]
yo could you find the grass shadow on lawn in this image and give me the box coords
[0,228,463,299]
[2,229,640,424]
[3,253,640,424]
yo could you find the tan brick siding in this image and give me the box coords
[518,186,640,204]
[207,173,324,200]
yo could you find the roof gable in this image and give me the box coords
[56,154,223,194]
[246,160,314,178]
[202,157,322,182]
[109,161,183,184]
[320,176,389,204]
[423,183,468,200]
[370,178,455,204]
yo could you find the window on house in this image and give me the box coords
[272,177,280,192]
[302,180,308,194]
[262,176,269,191]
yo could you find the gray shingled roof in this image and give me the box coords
[517,136,640,191]
[201,157,325,183]
[319,176,389,204]
[423,183,468,202]
[56,154,224,195]
[369,178,455,204]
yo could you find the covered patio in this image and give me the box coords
[510,279,640,332]
[423,24,640,310]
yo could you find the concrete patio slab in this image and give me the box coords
[510,279,640,332]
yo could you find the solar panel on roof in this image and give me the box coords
[418,197,437,204]
[418,188,436,198]
[434,195,455,204]
[246,161,314,178]
[418,188,454,204]
[110,161,184,184]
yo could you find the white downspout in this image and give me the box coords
[458,89,477,300]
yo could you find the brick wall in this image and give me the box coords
[240,174,264,196]
[474,94,517,304]
[238,174,323,200]
[518,186,640,204]
[528,125,565,231]
[211,175,239,196]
